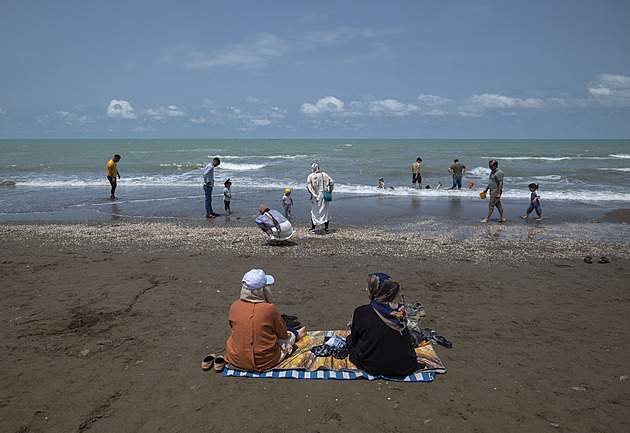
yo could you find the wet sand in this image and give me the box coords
[1,221,629,432]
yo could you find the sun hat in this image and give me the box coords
[242,269,274,290]
[285,188,291,194]
[470,181,474,185]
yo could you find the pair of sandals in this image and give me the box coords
[583,256,610,264]
[201,354,225,372]
[410,328,453,349]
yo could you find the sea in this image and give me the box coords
[1,139,629,241]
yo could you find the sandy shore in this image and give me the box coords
[1,221,629,432]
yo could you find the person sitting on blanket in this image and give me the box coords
[225,269,307,371]
[346,273,419,377]
[255,205,294,243]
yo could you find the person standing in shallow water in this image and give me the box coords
[448,159,467,190]
[203,157,220,218]
[106,154,121,201]
[480,159,506,223]
[412,158,422,189]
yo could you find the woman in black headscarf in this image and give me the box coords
[346,273,418,377]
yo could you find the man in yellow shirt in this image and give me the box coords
[106,154,121,200]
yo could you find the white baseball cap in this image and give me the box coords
[242,269,274,290]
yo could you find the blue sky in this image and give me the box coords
[1,0,629,139]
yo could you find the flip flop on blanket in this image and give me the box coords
[414,328,453,349]
[583,256,593,264]
[598,256,610,264]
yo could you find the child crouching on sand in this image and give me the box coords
[521,183,542,220]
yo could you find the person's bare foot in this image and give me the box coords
[498,218,506,223]
[521,215,528,219]
[480,218,489,223]
[536,217,543,221]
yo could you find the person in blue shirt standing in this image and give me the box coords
[203,157,221,218]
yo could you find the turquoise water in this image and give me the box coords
[1,139,629,227]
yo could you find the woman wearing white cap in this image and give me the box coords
[225,269,307,371]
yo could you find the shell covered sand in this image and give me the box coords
[2,221,628,264]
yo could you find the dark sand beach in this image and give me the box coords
[1,220,629,432]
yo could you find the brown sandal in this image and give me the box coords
[214,355,225,372]
[201,354,216,371]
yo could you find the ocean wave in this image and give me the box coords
[610,153,630,159]
[219,162,266,171]
[467,166,491,177]
[219,154,309,160]
[599,167,630,173]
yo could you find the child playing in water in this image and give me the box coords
[521,183,542,220]
[282,188,293,218]
[223,179,232,214]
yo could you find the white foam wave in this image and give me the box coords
[599,167,630,173]
[219,154,308,160]
[610,153,630,159]
[219,162,266,171]
[467,166,491,177]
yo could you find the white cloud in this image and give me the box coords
[424,109,448,116]
[587,74,630,106]
[246,97,270,104]
[162,33,293,69]
[145,105,186,120]
[368,99,418,117]
[55,110,92,125]
[161,27,402,71]
[469,93,544,109]
[107,100,137,119]
[300,96,345,115]
[418,94,454,107]
[249,119,271,126]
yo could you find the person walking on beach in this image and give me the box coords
[307,163,334,233]
[412,158,422,189]
[480,160,506,223]
[223,179,232,215]
[521,183,542,221]
[106,154,121,201]
[448,159,467,190]
[203,157,221,218]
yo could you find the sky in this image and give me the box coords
[1,0,629,139]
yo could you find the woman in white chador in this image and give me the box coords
[306,163,334,233]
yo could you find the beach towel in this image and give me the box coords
[223,330,446,382]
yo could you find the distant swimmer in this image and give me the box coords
[469,181,476,190]
[106,154,121,200]
[412,158,422,189]
[377,177,394,190]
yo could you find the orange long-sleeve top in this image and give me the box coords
[225,299,290,371]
